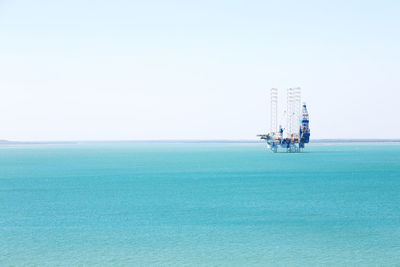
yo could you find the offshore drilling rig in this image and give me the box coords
[258,87,310,152]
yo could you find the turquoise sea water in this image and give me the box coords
[0,143,399,266]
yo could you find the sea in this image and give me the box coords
[0,142,399,266]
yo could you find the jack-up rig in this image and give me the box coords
[258,87,310,152]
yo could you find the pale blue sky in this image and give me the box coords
[1,0,399,140]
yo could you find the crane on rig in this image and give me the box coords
[257,87,310,153]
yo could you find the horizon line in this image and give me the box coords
[1,138,400,145]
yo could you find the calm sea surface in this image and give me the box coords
[0,143,399,266]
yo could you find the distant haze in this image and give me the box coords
[1,0,399,141]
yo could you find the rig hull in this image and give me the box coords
[259,135,304,153]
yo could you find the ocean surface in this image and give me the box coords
[0,143,399,266]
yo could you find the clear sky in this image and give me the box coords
[1,0,399,141]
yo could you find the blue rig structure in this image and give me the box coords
[258,87,310,153]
